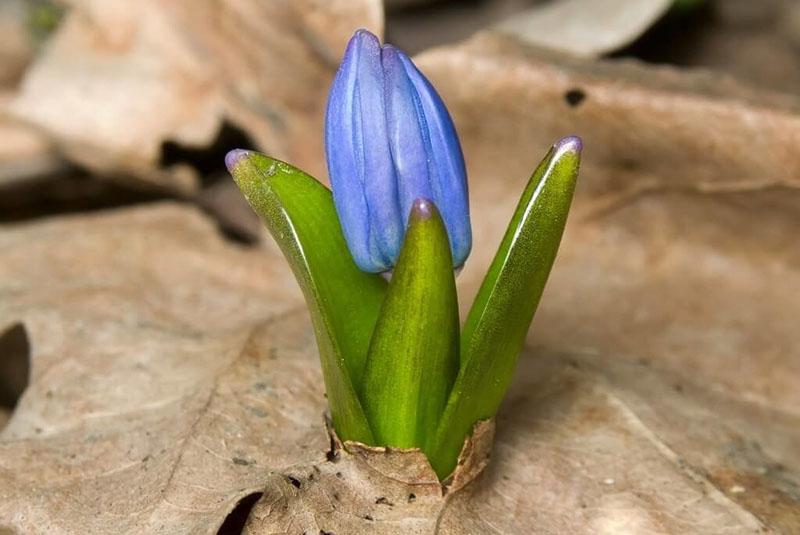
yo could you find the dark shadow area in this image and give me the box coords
[160,121,257,188]
[0,170,168,223]
[0,170,260,246]
[0,323,30,411]
[216,492,263,535]
[160,120,263,244]
[564,88,586,108]
[196,175,262,246]
[612,3,715,65]
[2,120,262,245]
[615,2,800,94]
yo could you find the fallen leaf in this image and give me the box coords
[1,201,798,533]
[244,419,492,534]
[385,0,538,55]
[0,204,310,532]
[0,93,64,188]
[8,0,382,192]
[495,0,673,58]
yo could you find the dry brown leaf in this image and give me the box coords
[9,0,382,192]
[0,204,310,533]
[0,199,797,533]
[0,121,62,188]
[0,93,64,188]
[496,0,672,58]
[1,29,799,534]
[244,420,493,534]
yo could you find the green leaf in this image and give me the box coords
[429,137,581,479]
[228,151,385,443]
[361,199,460,451]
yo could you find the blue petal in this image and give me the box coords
[325,32,370,269]
[355,34,402,271]
[382,45,433,234]
[326,30,401,272]
[396,50,471,267]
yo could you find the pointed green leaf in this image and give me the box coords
[228,151,386,443]
[429,137,581,478]
[361,199,460,451]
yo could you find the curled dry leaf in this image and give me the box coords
[496,0,673,58]
[1,29,799,534]
[244,419,493,533]
[8,0,382,192]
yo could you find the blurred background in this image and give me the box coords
[1,0,798,235]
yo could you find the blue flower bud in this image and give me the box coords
[325,29,471,273]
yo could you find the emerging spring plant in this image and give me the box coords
[226,29,581,480]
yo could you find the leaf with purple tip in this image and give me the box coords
[360,199,460,451]
[227,150,385,443]
[429,136,581,479]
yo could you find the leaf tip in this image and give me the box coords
[225,148,253,173]
[553,135,582,157]
[410,197,436,221]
